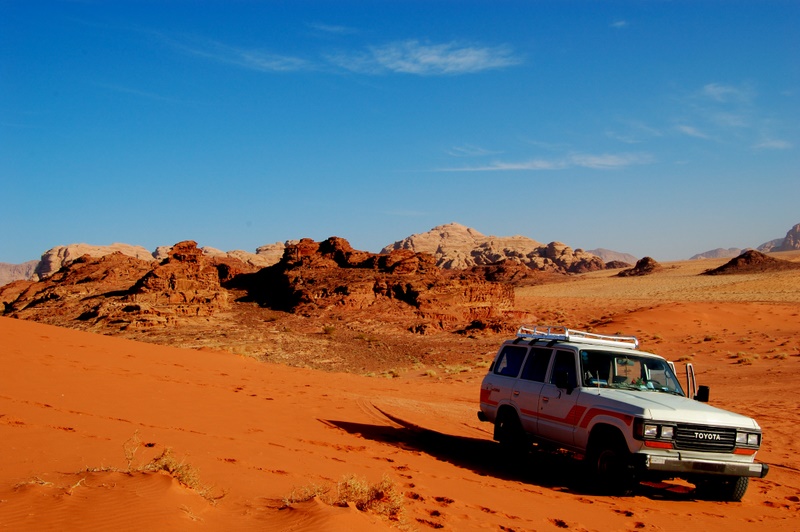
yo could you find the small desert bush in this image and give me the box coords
[445,365,471,374]
[284,474,404,521]
[322,325,336,335]
[423,369,439,378]
[676,355,694,362]
[86,431,223,503]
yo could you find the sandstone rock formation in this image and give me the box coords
[232,236,516,331]
[618,257,663,277]
[3,241,258,329]
[3,252,156,323]
[4,237,518,335]
[701,249,800,275]
[0,260,38,286]
[382,222,605,274]
[122,241,247,326]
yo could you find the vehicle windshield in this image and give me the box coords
[580,350,685,396]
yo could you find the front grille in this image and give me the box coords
[673,423,736,452]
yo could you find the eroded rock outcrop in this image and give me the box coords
[618,257,663,277]
[3,241,257,329]
[233,236,515,331]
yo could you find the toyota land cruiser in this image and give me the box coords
[478,325,769,501]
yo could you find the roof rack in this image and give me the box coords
[516,325,639,350]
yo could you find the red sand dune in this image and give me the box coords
[2,304,800,530]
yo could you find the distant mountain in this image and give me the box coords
[690,248,744,260]
[773,223,800,252]
[0,260,38,286]
[381,222,605,273]
[691,222,800,259]
[587,248,637,265]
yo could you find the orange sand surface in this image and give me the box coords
[1,305,799,530]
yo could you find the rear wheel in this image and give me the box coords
[494,409,528,456]
[695,476,748,502]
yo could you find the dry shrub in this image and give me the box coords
[145,448,201,490]
[80,432,224,504]
[285,474,404,521]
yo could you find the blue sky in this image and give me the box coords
[2,1,798,263]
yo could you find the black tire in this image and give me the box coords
[586,434,635,496]
[494,409,528,456]
[695,476,749,502]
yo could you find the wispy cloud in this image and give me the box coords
[327,39,522,75]
[167,37,311,72]
[606,119,662,144]
[701,82,754,103]
[753,138,792,150]
[675,124,711,139]
[167,35,520,77]
[95,82,182,103]
[446,144,502,157]
[611,20,629,28]
[438,152,651,172]
[307,22,358,35]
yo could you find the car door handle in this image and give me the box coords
[542,397,550,402]
[513,391,520,396]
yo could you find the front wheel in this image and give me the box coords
[586,436,635,495]
[695,476,749,502]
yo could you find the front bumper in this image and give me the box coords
[635,453,769,478]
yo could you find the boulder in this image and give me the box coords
[618,257,663,277]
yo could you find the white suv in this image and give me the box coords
[478,325,768,501]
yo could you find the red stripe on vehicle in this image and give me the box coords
[578,408,633,428]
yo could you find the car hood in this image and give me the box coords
[582,388,760,429]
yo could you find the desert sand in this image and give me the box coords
[2,256,799,530]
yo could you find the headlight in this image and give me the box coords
[635,419,675,441]
[644,424,659,438]
[736,431,761,447]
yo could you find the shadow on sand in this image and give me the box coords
[322,409,696,501]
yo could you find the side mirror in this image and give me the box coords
[554,370,574,394]
[694,385,710,403]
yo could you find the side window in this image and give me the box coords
[549,350,578,389]
[520,347,553,382]
[493,345,528,378]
